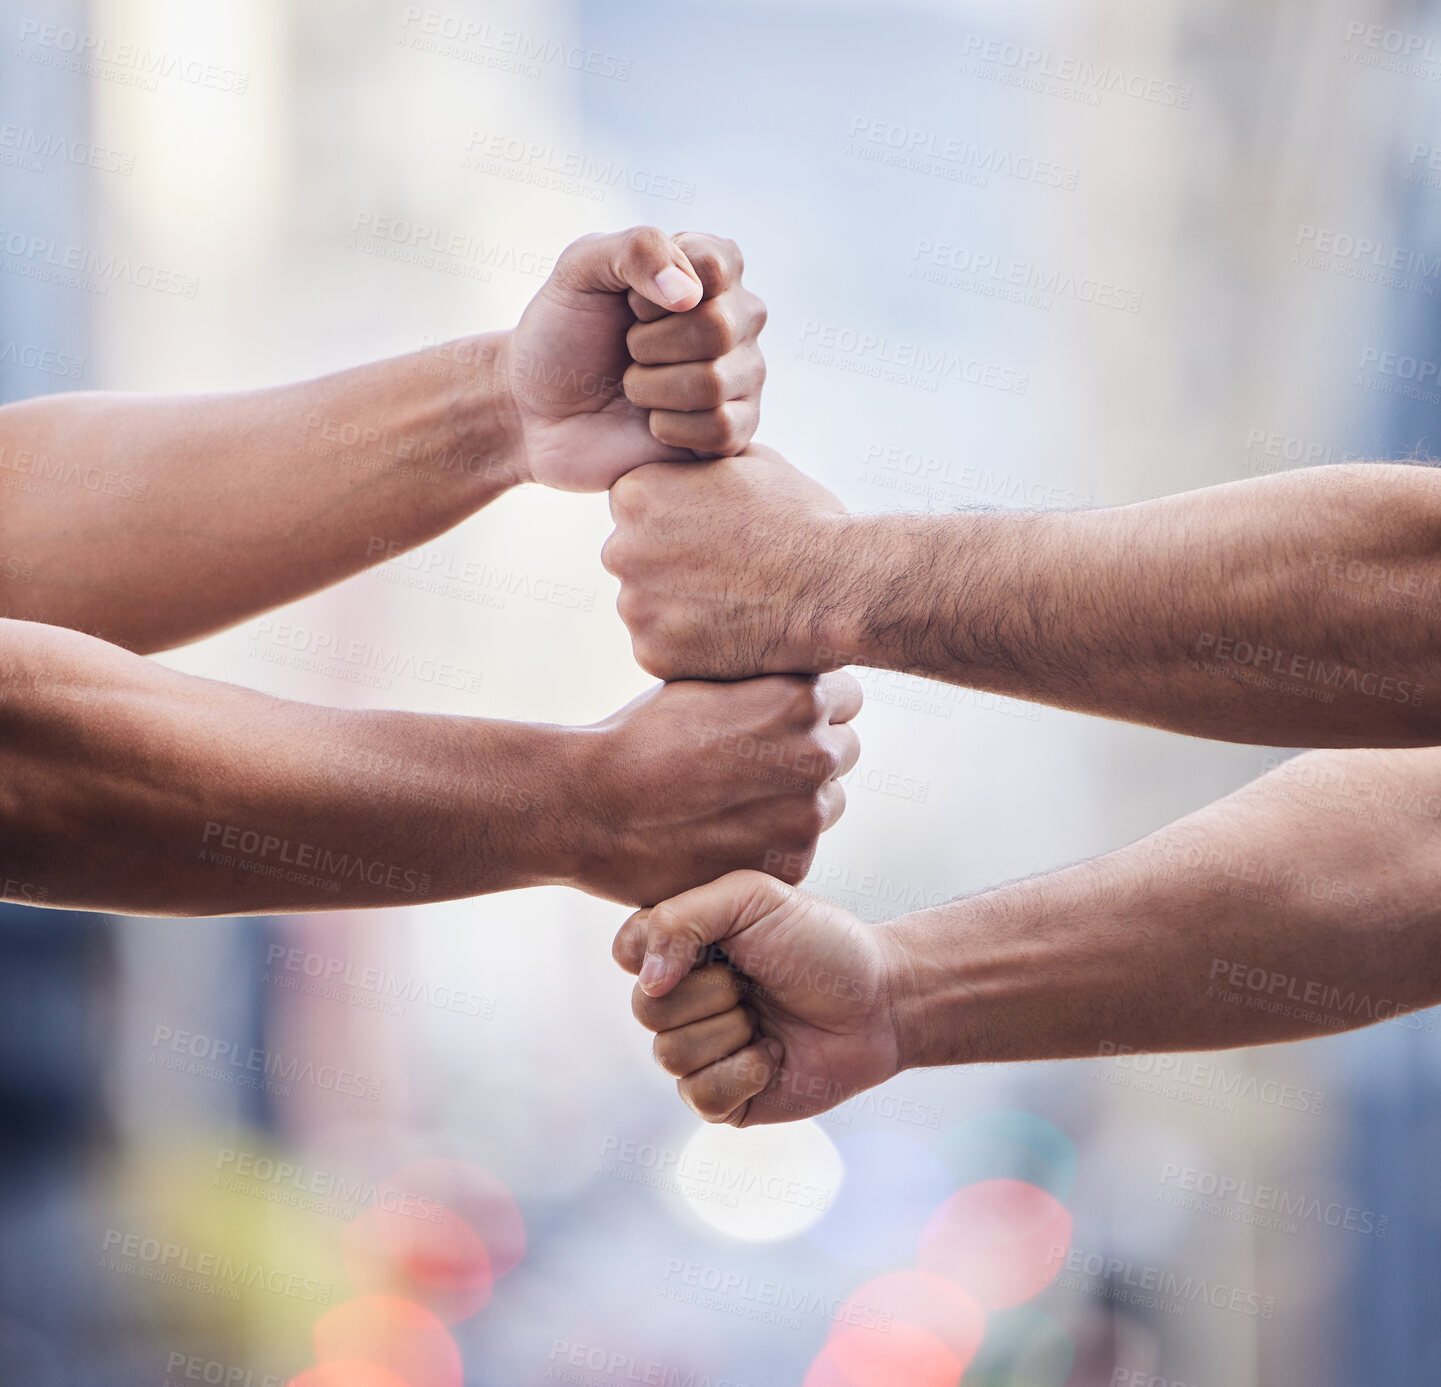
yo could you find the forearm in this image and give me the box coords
[0,334,521,653]
[828,464,1441,745]
[2,620,590,915]
[885,745,1441,1069]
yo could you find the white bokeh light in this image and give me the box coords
[673,1119,845,1242]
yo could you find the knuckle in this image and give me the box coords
[796,796,827,841]
[625,320,657,364]
[627,224,669,256]
[811,739,842,780]
[653,1033,688,1076]
[700,302,737,355]
[631,987,661,1029]
[690,365,728,410]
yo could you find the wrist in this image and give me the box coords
[445,718,595,894]
[875,909,966,1073]
[812,514,889,668]
[428,329,531,492]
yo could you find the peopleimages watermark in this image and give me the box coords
[213,1147,450,1224]
[148,1024,384,1102]
[1093,1041,1326,1116]
[349,211,555,283]
[0,337,85,381]
[0,226,199,298]
[245,617,483,696]
[1240,427,1362,476]
[659,1257,894,1335]
[0,122,134,176]
[1143,836,1378,911]
[1204,957,1438,1035]
[844,117,1078,191]
[101,1229,330,1304]
[15,19,249,94]
[398,8,632,82]
[959,35,1192,109]
[200,819,434,898]
[1157,1161,1389,1238]
[302,407,512,486]
[1342,20,1441,82]
[796,319,1029,395]
[0,442,148,502]
[163,1352,283,1387]
[365,536,596,614]
[1046,1242,1275,1319]
[910,238,1143,313]
[545,1340,747,1387]
[461,130,696,205]
[1309,547,1441,621]
[1192,631,1423,707]
[860,439,1093,508]
[1257,751,1441,825]
[261,943,496,1020]
[1292,224,1439,296]
[1406,142,1441,192]
[595,1136,832,1213]
[1355,345,1441,407]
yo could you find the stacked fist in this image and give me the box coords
[510,225,887,1129]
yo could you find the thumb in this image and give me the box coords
[611,871,797,998]
[557,225,703,312]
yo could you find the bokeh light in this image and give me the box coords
[287,1364,412,1387]
[674,1119,843,1240]
[806,1322,968,1387]
[312,1295,462,1387]
[962,1305,1075,1386]
[341,1159,525,1323]
[940,1112,1077,1205]
[918,1179,1072,1310]
[805,1132,953,1267]
[816,1270,985,1386]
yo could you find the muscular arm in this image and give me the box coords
[888,744,1441,1068]
[2,619,859,917]
[1,226,765,654]
[0,340,517,653]
[615,745,1441,1124]
[607,451,1441,746]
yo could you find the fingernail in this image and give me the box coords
[763,1038,784,1067]
[639,952,667,993]
[653,265,697,307]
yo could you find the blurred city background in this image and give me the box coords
[3,0,1441,1382]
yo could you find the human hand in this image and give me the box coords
[603,445,854,680]
[500,227,766,492]
[612,870,906,1125]
[566,675,861,905]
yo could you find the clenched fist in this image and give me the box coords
[603,445,854,680]
[500,227,767,492]
[612,871,907,1125]
[570,675,861,905]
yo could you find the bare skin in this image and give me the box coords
[0,227,765,653]
[615,746,1441,1125]
[0,226,835,918]
[603,445,1441,746]
[3,618,859,916]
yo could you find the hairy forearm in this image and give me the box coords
[1,620,593,915]
[0,334,520,653]
[886,745,1441,1069]
[828,464,1441,745]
